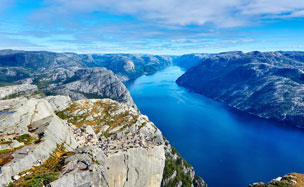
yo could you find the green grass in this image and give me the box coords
[163,158,193,187]
[162,145,194,187]
[268,181,293,187]
[0,140,12,145]
[25,172,59,187]
[0,148,14,154]
[15,134,35,145]
[11,145,73,187]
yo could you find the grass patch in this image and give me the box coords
[162,145,194,187]
[0,145,24,166]
[0,148,14,154]
[11,145,73,187]
[163,157,193,187]
[14,134,35,145]
[0,140,13,145]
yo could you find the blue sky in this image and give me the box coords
[0,0,304,55]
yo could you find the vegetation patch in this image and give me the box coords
[163,145,193,187]
[56,100,141,137]
[10,145,73,187]
[163,157,192,187]
[0,146,24,166]
[0,140,13,145]
[14,134,36,145]
[268,181,293,187]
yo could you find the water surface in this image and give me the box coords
[126,66,304,187]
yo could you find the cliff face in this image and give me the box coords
[0,90,205,187]
[176,51,304,128]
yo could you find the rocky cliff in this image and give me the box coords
[176,51,304,128]
[0,88,205,187]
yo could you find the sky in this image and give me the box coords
[0,0,304,55]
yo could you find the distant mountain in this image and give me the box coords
[0,50,86,73]
[0,50,173,82]
[82,54,173,81]
[173,53,210,70]
[176,51,304,128]
[0,50,173,106]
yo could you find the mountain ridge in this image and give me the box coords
[176,51,304,128]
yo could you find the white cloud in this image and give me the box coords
[33,0,304,28]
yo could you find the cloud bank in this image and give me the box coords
[35,0,304,27]
[0,0,304,54]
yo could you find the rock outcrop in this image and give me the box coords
[44,68,137,108]
[0,97,77,186]
[0,93,204,187]
[0,84,37,99]
[249,173,304,187]
[177,51,304,128]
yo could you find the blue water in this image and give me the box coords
[126,66,304,187]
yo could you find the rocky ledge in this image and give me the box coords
[177,51,304,128]
[250,173,304,187]
[0,93,205,186]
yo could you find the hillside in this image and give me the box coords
[176,51,304,128]
[0,50,172,82]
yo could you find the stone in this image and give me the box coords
[0,84,37,99]
[46,95,71,112]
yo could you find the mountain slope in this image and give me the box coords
[176,51,304,128]
[173,53,210,70]
[82,54,173,81]
[0,50,173,82]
